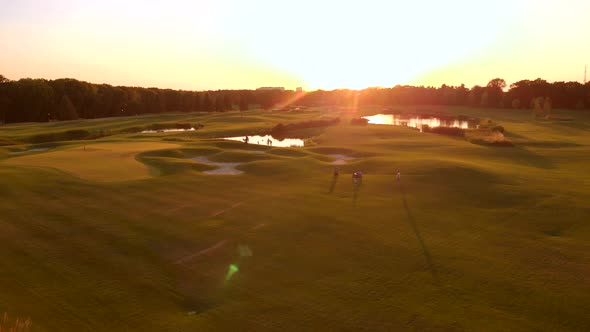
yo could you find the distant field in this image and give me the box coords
[0,107,589,331]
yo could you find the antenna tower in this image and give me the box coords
[585,65,587,84]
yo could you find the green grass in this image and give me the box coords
[0,107,589,331]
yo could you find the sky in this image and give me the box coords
[1,0,589,90]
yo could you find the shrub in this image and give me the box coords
[478,118,494,129]
[30,129,89,143]
[491,125,505,133]
[466,129,513,147]
[422,126,465,137]
[148,123,193,131]
[350,118,369,125]
[64,129,90,140]
[120,126,144,133]
[28,129,109,143]
[270,118,340,135]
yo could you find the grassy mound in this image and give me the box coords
[308,147,358,156]
[266,148,309,157]
[3,142,179,182]
[208,151,273,163]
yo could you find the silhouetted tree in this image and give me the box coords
[14,79,55,122]
[223,93,233,111]
[202,93,212,111]
[55,95,78,120]
[238,93,249,111]
[485,78,506,107]
[469,85,484,106]
[2,75,590,124]
[214,93,224,112]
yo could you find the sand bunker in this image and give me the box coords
[329,154,354,165]
[191,156,243,175]
[3,142,178,182]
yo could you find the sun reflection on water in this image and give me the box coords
[362,114,473,131]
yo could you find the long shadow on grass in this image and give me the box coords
[328,174,339,193]
[399,182,440,285]
[353,180,361,206]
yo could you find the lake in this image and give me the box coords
[222,135,304,147]
[362,114,475,131]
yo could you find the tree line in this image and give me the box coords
[0,75,589,124]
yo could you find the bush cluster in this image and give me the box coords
[29,129,106,143]
[271,118,340,135]
[350,118,369,125]
[422,126,465,137]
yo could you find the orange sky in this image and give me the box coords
[1,0,589,90]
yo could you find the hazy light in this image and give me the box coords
[1,0,589,89]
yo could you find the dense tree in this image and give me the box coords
[0,78,11,123]
[124,88,143,115]
[202,93,212,112]
[214,93,224,112]
[55,95,79,120]
[238,93,249,111]
[485,78,507,107]
[0,75,588,124]
[12,79,55,122]
[469,85,484,106]
[532,97,551,118]
[223,93,233,111]
[193,92,202,112]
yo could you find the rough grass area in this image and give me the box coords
[0,107,589,331]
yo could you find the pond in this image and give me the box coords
[362,114,476,131]
[141,128,195,133]
[222,135,304,147]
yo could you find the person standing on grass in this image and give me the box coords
[352,171,363,185]
[396,170,401,182]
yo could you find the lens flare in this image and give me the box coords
[225,264,239,282]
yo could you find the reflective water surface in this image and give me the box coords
[362,114,475,131]
[222,135,304,147]
[141,128,195,133]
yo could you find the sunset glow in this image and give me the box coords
[1,0,589,90]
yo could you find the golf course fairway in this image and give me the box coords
[0,107,589,331]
